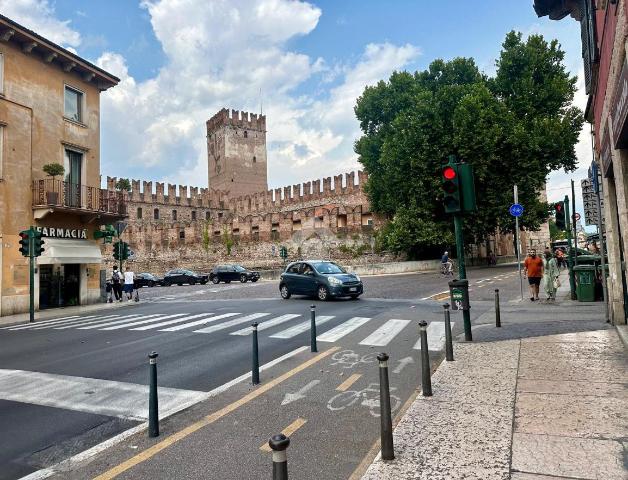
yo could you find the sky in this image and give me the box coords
[0,0,593,226]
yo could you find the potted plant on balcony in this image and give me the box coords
[42,163,65,205]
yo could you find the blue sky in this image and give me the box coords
[2,0,590,225]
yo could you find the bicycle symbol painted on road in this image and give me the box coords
[329,350,378,369]
[327,383,402,417]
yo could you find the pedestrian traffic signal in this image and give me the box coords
[279,246,288,259]
[18,230,30,257]
[113,240,130,261]
[32,231,45,256]
[442,163,462,213]
[554,201,566,230]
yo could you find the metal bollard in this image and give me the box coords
[377,353,394,460]
[269,433,290,480]
[148,351,159,437]
[418,320,432,396]
[310,305,318,353]
[495,289,501,328]
[252,322,260,385]
[443,304,454,362]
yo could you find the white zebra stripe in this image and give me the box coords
[13,315,100,330]
[229,314,301,336]
[413,321,452,351]
[130,313,214,331]
[317,317,371,343]
[269,316,335,339]
[193,313,270,334]
[359,319,410,346]
[77,314,161,330]
[99,314,188,331]
[159,312,241,332]
[1,315,80,330]
[52,315,129,330]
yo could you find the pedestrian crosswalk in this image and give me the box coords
[0,311,452,351]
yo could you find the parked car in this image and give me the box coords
[279,260,363,301]
[210,265,261,284]
[134,272,163,288]
[162,269,208,286]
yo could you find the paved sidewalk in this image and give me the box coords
[362,281,627,479]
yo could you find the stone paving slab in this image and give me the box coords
[521,329,622,344]
[515,391,628,439]
[450,340,520,369]
[517,378,628,399]
[511,473,581,480]
[511,433,626,480]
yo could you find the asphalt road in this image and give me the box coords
[0,265,524,479]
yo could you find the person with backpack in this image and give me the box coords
[111,265,122,302]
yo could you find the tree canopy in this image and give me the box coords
[355,31,583,258]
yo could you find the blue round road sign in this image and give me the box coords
[509,203,524,217]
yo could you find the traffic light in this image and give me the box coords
[122,242,130,260]
[458,163,477,212]
[279,246,288,259]
[442,163,462,213]
[19,230,30,257]
[32,230,45,257]
[554,201,566,230]
[113,241,122,261]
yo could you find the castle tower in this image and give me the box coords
[206,108,268,198]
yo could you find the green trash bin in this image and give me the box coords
[575,254,601,265]
[574,265,596,302]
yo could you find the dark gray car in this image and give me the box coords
[279,260,363,301]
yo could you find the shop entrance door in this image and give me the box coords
[39,264,81,309]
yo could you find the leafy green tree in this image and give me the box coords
[115,178,132,192]
[355,31,583,258]
[202,221,210,252]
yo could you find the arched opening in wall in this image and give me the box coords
[137,207,143,219]
[191,210,197,221]
[232,228,240,243]
[271,223,280,241]
[315,216,324,228]
[361,213,373,232]
[337,214,347,234]
[179,229,185,240]
[205,211,211,221]
[252,225,259,241]
[154,208,159,220]
[172,210,177,221]
[244,130,248,138]
[292,220,302,232]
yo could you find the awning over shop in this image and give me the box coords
[36,238,102,265]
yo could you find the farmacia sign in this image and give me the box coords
[35,227,88,239]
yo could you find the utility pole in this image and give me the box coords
[571,179,578,266]
[514,185,524,301]
[564,195,577,300]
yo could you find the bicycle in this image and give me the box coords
[441,260,454,276]
[327,382,402,417]
[329,350,378,369]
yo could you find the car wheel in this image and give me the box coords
[240,274,248,283]
[190,280,196,286]
[317,285,329,301]
[251,278,259,283]
[149,281,155,287]
[201,280,208,285]
[280,284,291,299]
[211,276,220,284]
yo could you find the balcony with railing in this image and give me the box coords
[32,179,128,221]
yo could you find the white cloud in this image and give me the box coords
[95,0,420,191]
[0,0,81,47]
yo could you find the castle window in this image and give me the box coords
[244,130,248,138]
[137,207,143,219]
[252,225,259,241]
[179,230,185,240]
[191,210,197,221]
[205,211,211,221]
[253,156,256,163]
[271,223,280,241]
[292,220,302,232]
[172,210,177,221]
[218,212,223,218]
[337,214,347,228]
[315,216,324,228]
[154,208,159,220]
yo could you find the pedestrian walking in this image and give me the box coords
[524,249,544,302]
[555,249,565,270]
[123,267,135,301]
[542,251,559,302]
[111,265,122,302]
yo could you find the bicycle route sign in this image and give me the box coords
[509,203,524,217]
[451,287,464,311]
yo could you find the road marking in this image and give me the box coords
[159,312,241,332]
[359,319,410,346]
[413,321,453,351]
[21,315,101,330]
[230,314,301,335]
[336,373,362,392]
[130,313,214,331]
[1,315,80,330]
[40,315,122,330]
[92,346,340,480]
[317,317,371,343]
[193,313,270,334]
[392,356,414,374]
[77,314,161,330]
[0,369,204,420]
[100,313,188,331]
[269,316,335,339]
[259,418,308,452]
[281,380,320,405]
[54,315,135,330]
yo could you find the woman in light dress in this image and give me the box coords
[542,251,559,301]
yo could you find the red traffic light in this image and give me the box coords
[555,203,563,212]
[443,166,456,180]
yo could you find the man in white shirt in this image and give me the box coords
[123,267,135,301]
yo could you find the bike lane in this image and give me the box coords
[46,304,441,480]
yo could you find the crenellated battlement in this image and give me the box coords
[206,107,266,134]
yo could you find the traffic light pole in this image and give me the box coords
[29,230,35,323]
[454,214,471,341]
[514,185,524,301]
[571,180,578,267]
[118,239,123,273]
[564,196,576,300]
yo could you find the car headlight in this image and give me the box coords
[328,277,342,286]
[354,274,361,282]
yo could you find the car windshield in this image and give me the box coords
[234,265,246,272]
[312,262,345,274]
[184,270,195,275]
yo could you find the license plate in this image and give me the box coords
[350,287,357,292]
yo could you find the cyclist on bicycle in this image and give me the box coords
[441,251,449,264]
[441,251,453,275]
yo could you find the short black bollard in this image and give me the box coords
[377,353,394,460]
[443,304,454,362]
[310,305,318,353]
[269,433,290,480]
[252,322,260,385]
[495,289,501,328]
[148,351,159,438]
[418,320,432,396]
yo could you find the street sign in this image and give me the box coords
[509,203,524,217]
[581,179,605,227]
[450,287,464,311]
[575,213,581,221]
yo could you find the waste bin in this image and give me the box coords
[575,255,601,265]
[574,265,596,302]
